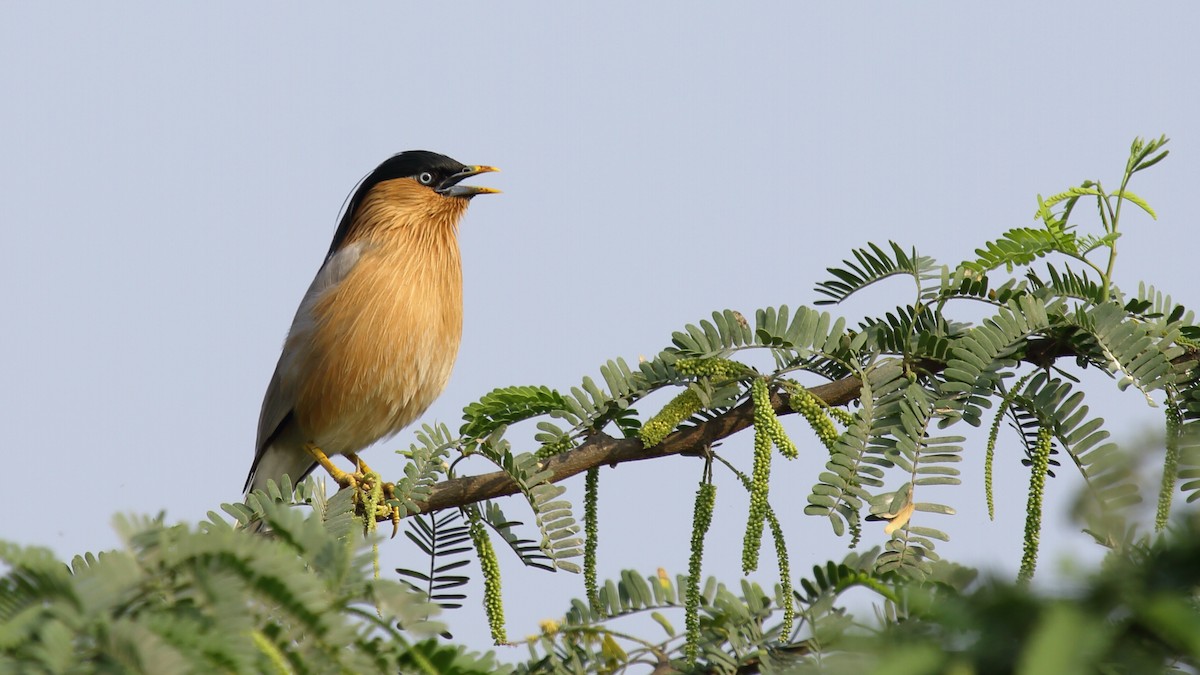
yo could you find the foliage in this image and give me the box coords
[3,136,1197,672]
[0,483,506,674]
[510,515,1200,674]
[428,134,1194,667]
[396,510,473,612]
[854,512,1200,674]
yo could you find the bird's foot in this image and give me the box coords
[303,443,358,488]
[302,445,399,534]
[348,453,402,538]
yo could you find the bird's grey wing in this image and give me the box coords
[244,242,368,494]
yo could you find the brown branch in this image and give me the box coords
[409,337,1200,516]
[412,374,864,515]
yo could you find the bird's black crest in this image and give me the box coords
[325,151,467,259]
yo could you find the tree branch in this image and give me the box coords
[413,375,864,515]
[408,336,1198,516]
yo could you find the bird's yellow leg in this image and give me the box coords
[346,452,379,477]
[303,443,358,489]
[346,452,402,537]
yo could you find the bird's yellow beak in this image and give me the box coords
[438,165,501,197]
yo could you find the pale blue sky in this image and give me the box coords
[3,2,1199,656]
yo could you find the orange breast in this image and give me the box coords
[289,181,466,454]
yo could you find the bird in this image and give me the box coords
[244,150,499,519]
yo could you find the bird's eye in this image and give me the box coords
[418,172,434,185]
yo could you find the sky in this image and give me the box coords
[3,1,1199,658]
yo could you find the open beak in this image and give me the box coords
[437,165,501,198]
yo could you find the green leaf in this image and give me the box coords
[814,242,936,305]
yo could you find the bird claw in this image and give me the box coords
[372,500,402,539]
[358,475,402,537]
[375,480,402,538]
[349,471,403,537]
[302,445,403,535]
[372,480,402,538]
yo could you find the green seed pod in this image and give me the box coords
[1018,425,1053,584]
[639,389,704,448]
[675,356,750,379]
[469,513,507,644]
[1156,402,1182,532]
[686,482,717,664]
[787,385,837,453]
[743,378,775,573]
[584,467,600,609]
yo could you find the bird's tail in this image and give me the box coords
[241,424,318,533]
[244,443,318,497]
[244,420,318,496]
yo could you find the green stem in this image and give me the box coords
[1101,165,1134,299]
[554,625,665,653]
[1068,251,1108,279]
